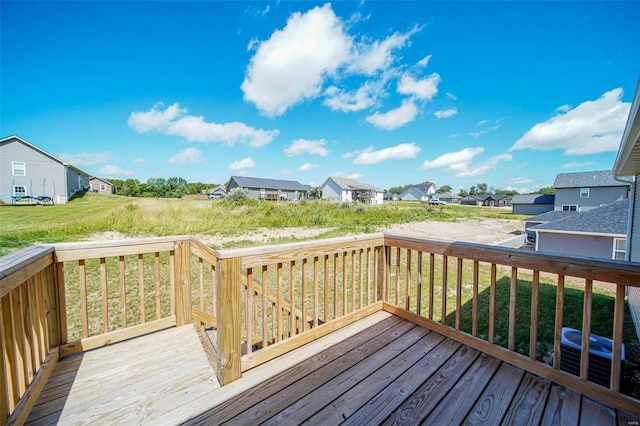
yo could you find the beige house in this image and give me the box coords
[89,176,114,194]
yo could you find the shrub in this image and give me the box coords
[225,187,249,203]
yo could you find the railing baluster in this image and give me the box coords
[119,256,126,328]
[169,250,176,319]
[79,260,88,338]
[472,260,479,337]
[0,298,8,419]
[198,258,204,313]
[154,252,161,320]
[359,249,364,309]
[262,265,268,347]
[290,261,296,337]
[2,292,18,411]
[26,278,40,377]
[139,254,146,324]
[314,257,319,327]
[429,253,435,320]
[529,270,539,360]
[580,279,593,380]
[324,255,329,322]
[350,251,355,314]
[508,267,517,352]
[366,248,371,306]
[417,251,423,315]
[19,285,34,383]
[342,252,347,316]
[395,247,400,305]
[333,253,338,319]
[441,255,448,325]
[301,259,307,331]
[553,275,565,369]
[405,249,412,310]
[455,258,462,329]
[276,263,283,342]
[10,291,27,397]
[246,267,253,354]
[55,261,66,345]
[611,284,625,391]
[489,263,496,344]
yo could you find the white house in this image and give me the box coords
[399,184,436,202]
[0,135,90,204]
[320,177,384,205]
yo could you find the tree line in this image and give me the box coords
[386,181,555,197]
[108,178,219,198]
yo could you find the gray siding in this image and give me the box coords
[536,232,617,259]
[0,138,67,203]
[66,168,88,200]
[512,204,554,215]
[227,179,302,200]
[554,186,628,211]
[321,179,345,202]
[629,174,640,344]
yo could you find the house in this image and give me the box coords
[522,209,577,244]
[89,176,114,194]
[612,78,640,341]
[459,194,512,207]
[529,200,628,260]
[0,135,90,204]
[208,185,227,199]
[553,170,629,212]
[320,177,384,205]
[399,184,436,202]
[511,193,555,215]
[437,191,460,203]
[227,176,310,201]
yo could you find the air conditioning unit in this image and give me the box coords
[560,327,625,388]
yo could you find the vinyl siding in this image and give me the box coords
[536,232,618,259]
[629,174,640,343]
[512,204,554,215]
[554,186,628,211]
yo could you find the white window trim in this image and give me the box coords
[12,161,26,176]
[13,185,27,197]
[613,238,627,261]
[562,204,578,211]
[580,187,589,198]
[100,184,106,191]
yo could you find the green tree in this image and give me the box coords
[458,188,468,197]
[476,182,488,195]
[537,186,556,195]
[388,186,404,195]
[437,185,452,194]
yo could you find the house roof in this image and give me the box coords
[0,135,90,177]
[530,200,628,236]
[208,186,226,194]
[613,78,640,177]
[465,194,510,201]
[230,176,310,191]
[438,192,460,199]
[511,194,555,205]
[401,184,435,197]
[523,210,577,223]
[326,177,382,192]
[89,176,112,185]
[553,170,628,189]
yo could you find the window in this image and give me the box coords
[562,205,578,211]
[100,184,106,191]
[580,187,589,198]
[13,185,26,197]
[613,238,627,261]
[12,161,26,176]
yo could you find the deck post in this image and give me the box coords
[376,245,388,302]
[216,257,242,385]
[173,240,192,327]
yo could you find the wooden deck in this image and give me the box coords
[25,312,639,425]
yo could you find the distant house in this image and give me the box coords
[399,184,436,202]
[437,192,460,204]
[208,186,227,199]
[459,194,511,207]
[552,170,629,212]
[522,210,578,245]
[612,78,640,340]
[530,200,628,260]
[511,193,555,215]
[227,176,310,201]
[89,177,114,194]
[0,135,90,204]
[320,177,384,205]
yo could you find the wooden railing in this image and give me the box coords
[2,232,640,422]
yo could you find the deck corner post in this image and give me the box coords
[376,245,388,302]
[216,257,242,385]
[174,240,192,327]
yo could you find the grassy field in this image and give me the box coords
[0,192,527,256]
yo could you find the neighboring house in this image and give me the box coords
[530,200,628,260]
[399,184,436,202]
[208,186,227,199]
[612,78,640,341]
[522,210,577,245]
[511,193,555,215]
[320,177,384,205]
[227,176,310,201]
[89,176,114,194]
[0,135,90,204]
[552,170,629,212]
[459,194,512,207]
[437,192,460,203]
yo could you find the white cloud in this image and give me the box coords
[341,151,356,159]
[434,108,457,119]
[353,142,421,165]
[133,158,145,164]
[555,104,571,113]
[229,157,256,171]
[128,102,279,147]
[284,138,329,156]
[511,88,630,155]
[562,161,594,169]
[446,92,457,101]
[366,99,418,130]
[507,177,533,184]
[417,54,432,67]
[168,147,203,164]
[512,162,528,170]
[332,171,364,180]
[98,164,135,177]
[297,163,319,172]
[323,81,381,112]
[397,73,440,100]
[58,151,114,166]
[469,119,501,137]
[349,26,421,75]
[418,146,512,177]
[241,4,352,117]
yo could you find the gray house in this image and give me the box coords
[208,186,227,199]
[0,135,90,204]
[437,192,460,203]
[530,200,628,260]
[459,194,511,207]
[227,176,310,201]
[399,184,436,202]
[612,78,640,341]
[320,177,384,205]
[89,176,114,194]
[511,193,555,215]
[553,170,629,212]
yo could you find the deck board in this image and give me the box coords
[23,312,640,425]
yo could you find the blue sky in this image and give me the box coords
[2,1,639,193]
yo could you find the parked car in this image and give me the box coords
[429,199,447,205]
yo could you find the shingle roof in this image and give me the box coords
[327,177,382,192]
[530,200,629,235]
[524,210,577,223]
[468,194,509,201]
[230,176,310,191]
[401,184,435,197]
[553,170,628,189]
[511,194,555,205]
[438,192,460,199]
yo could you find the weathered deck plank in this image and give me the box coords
[541,384,581,426]
[501,372,551,426]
